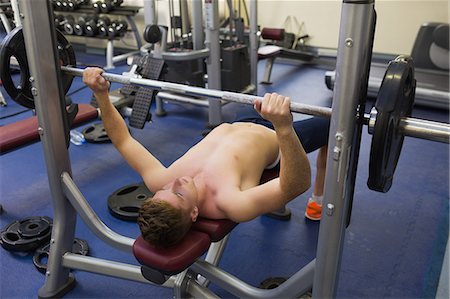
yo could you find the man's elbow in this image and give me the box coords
[302,162,312,193]
[296,166,312,196]
[281,176,310,199]
[298,176,311,196]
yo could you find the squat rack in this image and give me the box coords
[15,0,439,298]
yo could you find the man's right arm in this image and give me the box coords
[83,67,168,191]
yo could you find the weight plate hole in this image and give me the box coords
[5,232,19,241]
[40,254,49,265]
[117,186,139,195]
[404,70,413,96]
[136,194,147,200]
[84,127,94,133]
[119,206,139,213]
[10,56,22,89]
[27,223,38,230]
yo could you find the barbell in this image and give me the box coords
[1,27,449,193]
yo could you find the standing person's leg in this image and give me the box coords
[313,146,327,197]
[305,146,327,221]
[290,117,330,221]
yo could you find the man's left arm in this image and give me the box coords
[221,93,311,222]
[258,93,311,199]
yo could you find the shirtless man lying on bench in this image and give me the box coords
[83,67,329,248]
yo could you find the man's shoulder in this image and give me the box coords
[198,184,239,219]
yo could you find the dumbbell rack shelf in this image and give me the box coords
[57,5,143,69]
[64,4,140,15]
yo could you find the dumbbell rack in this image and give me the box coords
[56,4,143,69]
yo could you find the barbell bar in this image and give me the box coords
[62,66,333,118]
[61,66,450,144]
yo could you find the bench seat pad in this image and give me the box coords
[133,230,211,275]
[192,218,238,242]
[0,104,98,153]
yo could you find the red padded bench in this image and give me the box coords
[258,27,316,61]
[134,218,237,284]
[0,104,98,153]
[133,169,280,284]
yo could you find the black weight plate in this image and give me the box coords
[108,182,154,221]
[143,24,161,44]
[368,56,416,192]
[0,27,33,108]
[0,216,52,252]
[82,122,111,143]
[259,277,287,289]
[0,26,76,108]
[33,238,89,274]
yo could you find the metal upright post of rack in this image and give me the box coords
[249,0,258,92]
[18,0,78,297]
[143,0,156,25]
[191,0,204,51]
[313,0,377,297]
[204,0,222,126]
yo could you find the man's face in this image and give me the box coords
[152,176,199,221]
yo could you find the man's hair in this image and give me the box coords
[137,198,192,248]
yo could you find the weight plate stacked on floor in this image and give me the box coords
[33,238,89,273]
[82,123,111,143]
[108,182,154,221]
[0,216,53,252]
[259,277,287,289]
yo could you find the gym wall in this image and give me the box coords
[256,0,449,55]
[108,0,449,56]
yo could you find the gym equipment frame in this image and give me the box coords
[14,0,449,298]
[142,0,259,127]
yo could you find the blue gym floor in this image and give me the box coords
[0,41,449,298]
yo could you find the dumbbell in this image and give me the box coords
[85,16,111,37]
[66,0,84,11]
[62,15,76,35]
[61,0,70,11]
[113,0,124,8]
[54,15,75,35]
[54,14,66,31]
[107,20,128,39]
[93,0,112,13]
[98,16,111,37]
[84,16,99,36]
[92,1,103,13]
[54,0,64,11]
[55,0,77,11]
[73,15,90,36]
[114,20,128,35]
[103,0,123,13]
[93,0,123,13]
[100,0,114,13]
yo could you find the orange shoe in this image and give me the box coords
[305,198,322,221]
